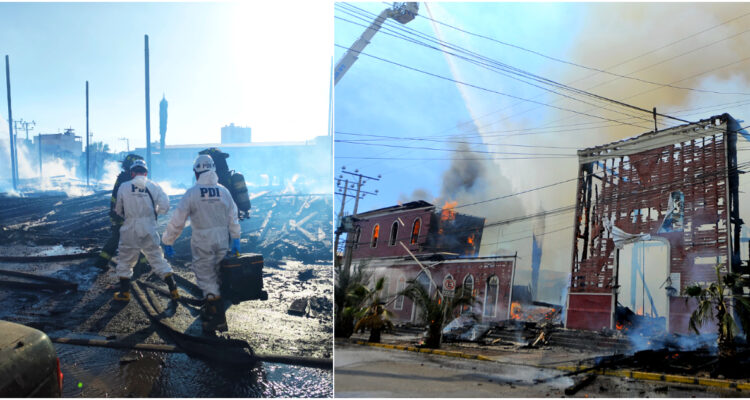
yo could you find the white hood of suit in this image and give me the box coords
[197,171,219,186]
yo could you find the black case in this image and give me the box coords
[220,252,268,304]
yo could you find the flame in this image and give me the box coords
[467,233,475,245]
[616,322,623,330]
[440,201,458,221]
[636,307,644,316]
[510,302,522,320]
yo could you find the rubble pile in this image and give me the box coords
[0,192,111,247]
[239,194,332,263]
[0,191,333,263]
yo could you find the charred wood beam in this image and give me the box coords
[0,252,97,262]
[581,162,594,261]
[0,268,78,290]
[564,374,597,395]
[49,337,181,353]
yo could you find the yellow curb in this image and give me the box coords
[351,339,493,362]
[555,365,749,391]
[352,338,748,390]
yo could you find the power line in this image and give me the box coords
[336,5,692,125]
[335,139,576,157]
[336,2,750,151]
[334,13,656,126]
[333,43,659,132]
[412,5,750,97]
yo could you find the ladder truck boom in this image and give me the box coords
[334,2,418,85]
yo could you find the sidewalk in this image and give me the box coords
[343,331,750,393]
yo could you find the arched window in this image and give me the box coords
[410,218,421,245]
[462,274,475,313]
[353,226,361,249]
[394,276,406,310]
[381,276,390,297]
[483,275,499,318]
[389,221,399,246]
[371,224,380,248]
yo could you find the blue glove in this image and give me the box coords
[231,239,241,255]
[163,245,175,258]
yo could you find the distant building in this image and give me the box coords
[134,135,332,191]
[159,95,168,154]
[35,128,82,158]
[346,201,517,324]
[221,123,251,144]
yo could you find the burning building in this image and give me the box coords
[347,200,516,324]
[566,114,747,334]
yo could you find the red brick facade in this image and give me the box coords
[567,115,742,333]
[362,257,516,324]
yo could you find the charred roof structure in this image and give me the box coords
[566,114,745,334]
[349,200,484,259]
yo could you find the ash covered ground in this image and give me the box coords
[0,190,333,397]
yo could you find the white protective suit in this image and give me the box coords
[115,175,173,279]
[162,171,240,298]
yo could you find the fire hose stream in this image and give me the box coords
[131,281,332,370]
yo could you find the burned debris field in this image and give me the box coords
[0,190,333,397]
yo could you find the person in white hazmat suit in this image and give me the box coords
[162,154,241,332]
[113,159,180,301]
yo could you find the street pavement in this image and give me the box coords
[334,341,745,398]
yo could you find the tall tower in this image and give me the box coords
[159,94,168,154]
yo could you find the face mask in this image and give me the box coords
[133,175,147,188]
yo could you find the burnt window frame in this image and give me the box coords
[389,221,399,246]
[410,217,422,245]
[394,275,406,310]
[353,225,362,249]
[371,224,380,248]
[462,274,475,313]
[483,275,499,318]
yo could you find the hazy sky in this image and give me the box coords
[334,2,750,281]
[0,1,333,152]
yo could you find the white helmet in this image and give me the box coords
[193,154,216,175]
[130,159,148,172]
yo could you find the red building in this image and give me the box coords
[566,114,745,334]
[348,201,517,324]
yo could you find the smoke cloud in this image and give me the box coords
[406,3,750,302]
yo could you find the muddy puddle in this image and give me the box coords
[56,343,332,397]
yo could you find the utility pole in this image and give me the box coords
[5,55,17,190]
[333,177,350,262]
[86,81,90,187]
[340,167,380,272]
[119,137,130,152]
[38,133,42,180]
[14,118,35,141]
[144,34,152,178]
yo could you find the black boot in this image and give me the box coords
[201,295,228,333]
[113,278,131,301]
[164,273,180,299]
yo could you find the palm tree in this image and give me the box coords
[684,264,750,366]
[352,276,394,343]
[334,262,371,338]
[399,280,477,349]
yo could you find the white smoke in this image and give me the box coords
[99,160,120,186]
[156,180,187,196]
